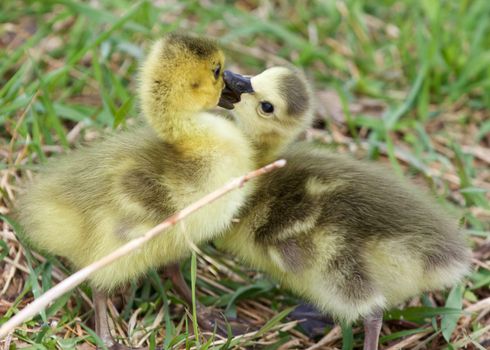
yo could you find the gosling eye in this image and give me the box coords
[213,64,221,80]
[260,101,274,114]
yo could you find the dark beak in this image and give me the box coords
[218,70,254,110]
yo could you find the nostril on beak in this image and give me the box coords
[236,81,247,90]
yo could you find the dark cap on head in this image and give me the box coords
[166,32,219,58]
[279,73,310,116]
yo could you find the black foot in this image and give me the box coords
[288,303,334,339]
[197,305,254,336]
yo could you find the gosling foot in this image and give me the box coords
[195,305,253,336]
[162,263,253,336]
[287,303,334,339]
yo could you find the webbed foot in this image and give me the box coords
[196,305,253,336]
[162,263,254,336]
[288,303,334,339]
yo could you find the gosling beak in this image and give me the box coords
[218,70,254,110]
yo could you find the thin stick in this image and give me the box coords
[305,325,342,350]
[0,159,286,339]
[464,296,490,313]
[384,328,432,350]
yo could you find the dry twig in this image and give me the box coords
[0,159,286,339]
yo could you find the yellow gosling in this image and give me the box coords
[16,33,254,349]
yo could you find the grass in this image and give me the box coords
[1,0,489,348]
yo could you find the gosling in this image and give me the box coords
[16,33,254,349]
[215,67,471,350]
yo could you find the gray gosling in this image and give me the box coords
[215,67,471,350]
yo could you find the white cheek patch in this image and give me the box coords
[251,69,288,113]
[233,67,302,138]
[234,94,257,119]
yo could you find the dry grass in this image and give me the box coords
[1,0,489,349]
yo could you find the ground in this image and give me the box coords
[0,0,489,349]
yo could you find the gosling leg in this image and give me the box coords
[162,263,252,335]
[163,263,193,305]
[163,263,218,332]
[93,288,144,350]
[93,288,117,348]
[363,309,383,350]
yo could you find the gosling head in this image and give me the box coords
[222,67,314,163]
[139,32,225,121]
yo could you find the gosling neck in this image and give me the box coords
[252,132,294,167]
[144,101,208,150]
